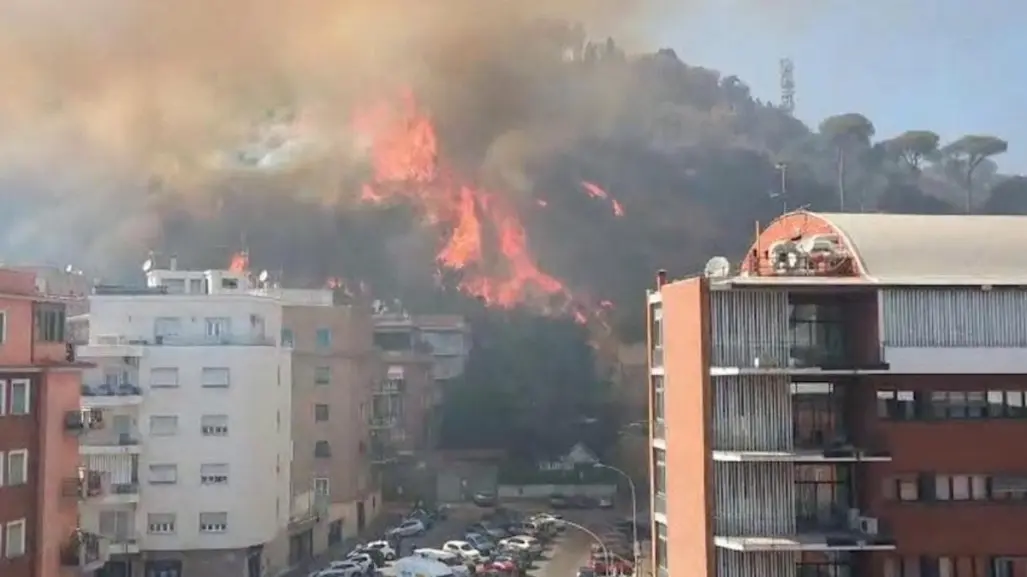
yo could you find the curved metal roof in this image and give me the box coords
[813,212,1027,285]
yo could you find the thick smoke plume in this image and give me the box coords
[0,0,670,281]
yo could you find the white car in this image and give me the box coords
[499,535,542,556]
[364,540,397,561]
[320,561,365,577]
[442,540,482,562]
[344,553,374,572]
[413,549,471,576]
[386,519,426,538]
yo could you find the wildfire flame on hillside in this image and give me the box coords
[353,90,575,311]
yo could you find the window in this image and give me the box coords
[189,279,204,294]
[0,380,6,415]
[205,317,231,339]
[6,450,27,485]
[281,328,295,347]
[34,303,66,342]
[316,328,332,348]
[315,404,330,422]
[882,474,920,501]
[149,368,179,388]
[0,311,6,344]
[877,389,918,420]
[149,464,178,485]
[992,557,1016,577]
[5,519,25,558]
[315,366,331,385]
[199,512,228,533]
[654,523,668,570]
[315,441,331,458]
[989,475,1027,500]
[652,375,665,426]
[201,463,229,485]
[653,449,667,495]
[99,511,132,541]
[147,513,176,534]
[314,477,330,497]
[984,390,1027,419]
[201,415,229,436]
[149,415,179,436]
[153,317,181,339]
[201,367,230,388]
[9,379,29,415]
[649,303,663,367]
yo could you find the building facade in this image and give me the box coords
[282,297,381,565]
[0,268,88,577]
[649,211,1027,577]
[75,267,293,577]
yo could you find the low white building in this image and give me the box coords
[74,266,294,577]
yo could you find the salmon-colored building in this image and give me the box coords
[0,268,95,577]
[649,211,1027,577]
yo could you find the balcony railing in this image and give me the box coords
[710,340,885,371]
[60,531,107,570]
[653,419,665,440]
[794,432,891,459]
[80,430,142,447]
[370,416,399,429]
[82,383,143,398]
[654,492,666,515]
[794,504,893,544]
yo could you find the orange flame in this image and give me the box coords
[228,251,249,273]
[354,92,569,309]
[581,181,625,217]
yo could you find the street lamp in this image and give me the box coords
[592,462,639,562]
[561,519,613,577]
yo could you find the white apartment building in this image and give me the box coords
[73,267,294,577]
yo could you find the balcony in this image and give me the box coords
[80,474,140,505]
[80,428,142,456]
[714,505,895,553]
[370,416,399,429]
[81,383,143,408]
[77,336,146,358]
[710,340,888,375]
[652,419,665,441]
[60,531,109,572]
[653,492,666,516]
[374,380,404,396]
[106,533,141,555]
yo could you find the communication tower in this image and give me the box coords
[779,58,795,116]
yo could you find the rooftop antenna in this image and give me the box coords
[779,58,795,116]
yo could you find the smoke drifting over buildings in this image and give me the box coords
[0,1,656,266]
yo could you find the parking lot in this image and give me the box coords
[306,502,637,577]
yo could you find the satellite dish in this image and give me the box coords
[704,256,731,279]
[142,259,153,272]
[258,270,269,283]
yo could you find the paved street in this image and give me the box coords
[295,502,630,577]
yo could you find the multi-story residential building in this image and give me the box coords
[371,312,470,460]
[0,267,90,577]
[73,265,293,577]
[282,296,381,565]
[648,211,1027,577]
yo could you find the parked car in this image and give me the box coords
[483,556,518,573]
[344,553,376,572]
[386,519,426,538]
[473,491,498,507]
[498,536,542,557]
[324,560,368,577]
[443,540,483,562]
[464,532,496,555]
[576,568,596,577]
[597,496,614,509]
[361,540,397,561]
[590,554,634,575]
[549,495,569,509]
[398,555,467,577]
[412,549,472,576]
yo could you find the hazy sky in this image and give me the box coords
[657,0,1025,172]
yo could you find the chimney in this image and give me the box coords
[656,269,667,289]
[169,255,178,271]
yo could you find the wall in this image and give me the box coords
[0,372,40,577]
[38,370,83,577]
[88,295,283,346]
[657,277,714,577]
[133,344,292,551]
[849,374,1027,561]
[284,304,378,508]
[497,484,616,499]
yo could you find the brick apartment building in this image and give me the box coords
[648,211,1027,577]
[0,268,91,577]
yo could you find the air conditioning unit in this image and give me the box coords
[858,517,879,535]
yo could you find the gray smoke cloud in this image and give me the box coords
[0,0,678,277]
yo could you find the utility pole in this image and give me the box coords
[771,162,788,213]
